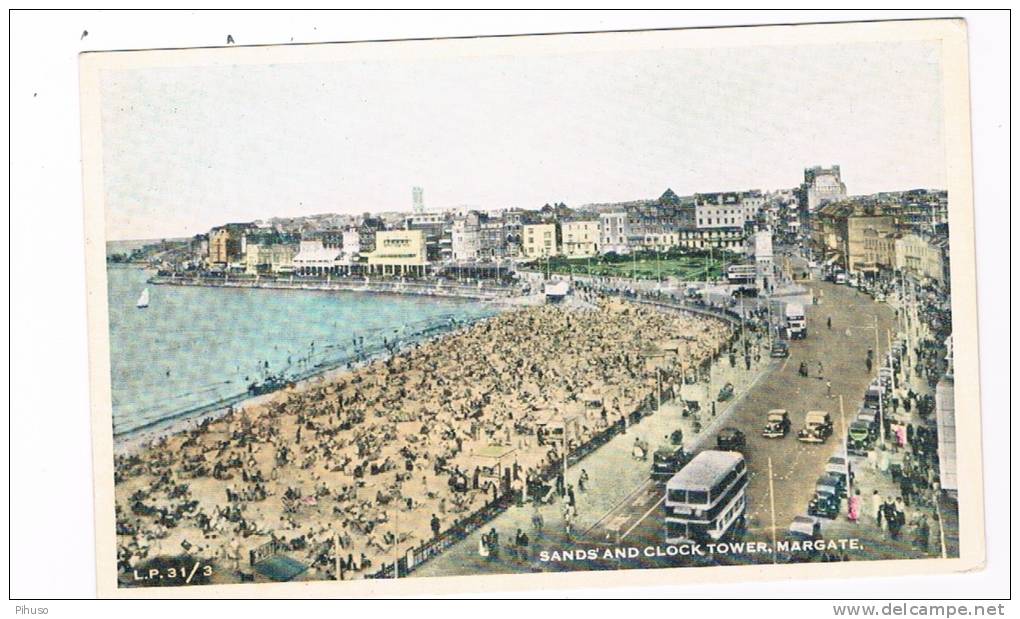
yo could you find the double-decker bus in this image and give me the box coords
[664,450,748,543]
[726,264,757,285]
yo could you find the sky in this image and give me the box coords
[98,38,946,240]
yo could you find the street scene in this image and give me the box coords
[83,28,962,591]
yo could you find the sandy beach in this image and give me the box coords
[114,297,733,584]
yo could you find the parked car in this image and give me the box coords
[847,420,875,456]
[825,455,848,478]
[856,409,879,438]
[863,385,884,411]
[716,427,747,451]
[797,411,833,443]
[651,445,692,482]
[787,515,823,541]
[717,382,735,402]
[807,475,842,519]
[770,340,789,358]
[762,409,791,438]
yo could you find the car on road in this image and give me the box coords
[652,445,692,482]
[770,340,789,358]
[856,408,879,438]
[825,455,848,478]
[797,411,833,443]
[716,427,747,451]
[762,409,791,438]
[717,382,735,402]
[863,385,884,411]
[808,475,843,519]
[787,515,823,542]
[847,420,875,456]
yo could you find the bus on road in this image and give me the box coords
[664,450,748,543]
[785,302,806,339]
[726,264,757,285]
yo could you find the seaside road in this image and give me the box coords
[578,282,899,561]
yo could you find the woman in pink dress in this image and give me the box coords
[848,488,862,523]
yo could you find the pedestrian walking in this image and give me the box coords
[826,381,832,397]
[827,316,832,330]
[531,505,544,532]
[872,490,883,526]
[578,469,590,492]
[848,489,861,523]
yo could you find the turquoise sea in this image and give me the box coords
[106,265,499,437]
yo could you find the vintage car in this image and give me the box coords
[825,455,848,479]
[863,384,884,411]
[797,411,833,444]
[717,382,735,402]
[807,475,842,519]
[879,366,895,384]
[820,471,846,498]
[651,445,692,482]
[787,515,823,541]
[856,409,879,438]
[762,409,791,438]
[847,420,875,456]
[769,340,789,358]
[716,427,747,451]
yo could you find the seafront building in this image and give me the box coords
[366,229,429,276]
[522,223,560,259]
[208,222,257,267]
[598,212,631,255]
[560,219,600,258]
[245,242,297,275]
[695,192,746,229]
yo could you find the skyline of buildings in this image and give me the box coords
[120,164,951,292]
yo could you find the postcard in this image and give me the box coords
[80,18,984,597]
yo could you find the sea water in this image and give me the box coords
[106,265,499,438]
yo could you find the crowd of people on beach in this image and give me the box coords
[114,298,732,583]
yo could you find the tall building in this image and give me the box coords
[803,165,847,211]
[451,211,483,261]
[412,186,425,213]
[598,212,631,255]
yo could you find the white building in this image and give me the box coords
[695,193,746,230]
[561,219,600,258]
[599,212,631,254]
[895,232,946,287]
[451,211,483,261]
[293,239,343,275]
[741,191,766,220]
[804,165,847,211]
[341,228,361,263]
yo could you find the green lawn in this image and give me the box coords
[532,255,736,281]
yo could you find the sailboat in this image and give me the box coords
[136,288,150,309]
